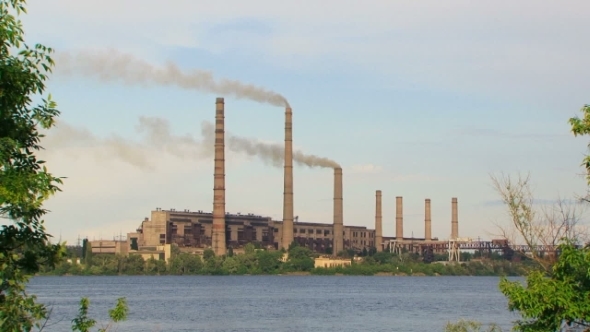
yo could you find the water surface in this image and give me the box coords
[28,275,520,331]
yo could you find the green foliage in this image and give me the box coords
[202,248,215,261]
[0,0,67,330]
[444,319,503,332]
[71,298,96,332]
[569,104,590,185]
[499,241,590,331]
[43,248,528,277]
[286,245,314,272]
[71,297,128,332]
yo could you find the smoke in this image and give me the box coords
[54,50,290,107]
[41,116,209,170]
[40,116,339,170]
[200,121,340,169]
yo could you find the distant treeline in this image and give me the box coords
[40,243,531,277]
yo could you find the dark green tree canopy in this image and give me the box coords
[0,0,65,330]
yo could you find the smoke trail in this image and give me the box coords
[41,116,209,170]
[40,116,338,169]
[54,50,290,108]
[200,121,340,169]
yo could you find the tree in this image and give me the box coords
[287,246,314,271]
[499,241,590,331]
[488,105,590,330]
[0,0,65,330]
[71,297,128,332]
[490,172,587,272]
[569,104,590,187]
[444,319,502,332]
[256,250,282,274]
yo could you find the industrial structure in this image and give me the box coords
[332,167,344,254]
[282,106,294,250]
[375,190,383,252]
[212,97,226,256]
[117,208,375,256]
[92,193,462,259]
[87,97,472,261]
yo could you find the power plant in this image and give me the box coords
[88,97,465,259]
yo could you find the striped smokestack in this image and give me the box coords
[281,107,294,250]
[396,196,403,239]
[212,97,226,256]
[425,199,432,241]
[375,190,383,252]
[333,167,343,254]
[451,197,458,239]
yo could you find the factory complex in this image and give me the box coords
[87,98,467,261]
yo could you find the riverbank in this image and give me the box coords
[41,258,530,277]
[43,242,531,277]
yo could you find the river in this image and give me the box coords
[28,275,520,331]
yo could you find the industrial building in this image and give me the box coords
[123,208,375,255]
[87,97,464,260]
[90,192,460,259]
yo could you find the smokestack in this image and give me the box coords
[451,197,458,239]
[375,190,383,252]
[212,97,226,256]
[396,196,403,239]
[282,107,294,250]
[425,199,432,241]
[333,167,344,254]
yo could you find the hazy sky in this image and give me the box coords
[18,0,590,245]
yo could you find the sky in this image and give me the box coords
[15,0,590,245]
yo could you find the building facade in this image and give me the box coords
[125,208,376,254]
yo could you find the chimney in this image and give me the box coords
[375,190,383,252]
[396,196,403,239]
[212,97,226,256]
[425,199,432,241]
[282,107,294,250]
[333,167,344,255]
[451,197,458,239]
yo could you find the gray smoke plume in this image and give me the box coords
[41,116,209,170]
[40,116,338,170]
[200,121,340,169]
[54,50,290,108]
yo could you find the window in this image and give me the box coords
[130,238,138,250]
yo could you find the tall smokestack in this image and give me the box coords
[425,199,432,241]
[396,196,403,239]
[212,97,226,256]
[282,107,294,250]
[333,167,344,255]
[451,197,458,239]
[375,190,383,252]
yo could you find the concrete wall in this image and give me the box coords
[89,240,128,255]
[314,256,352,268]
